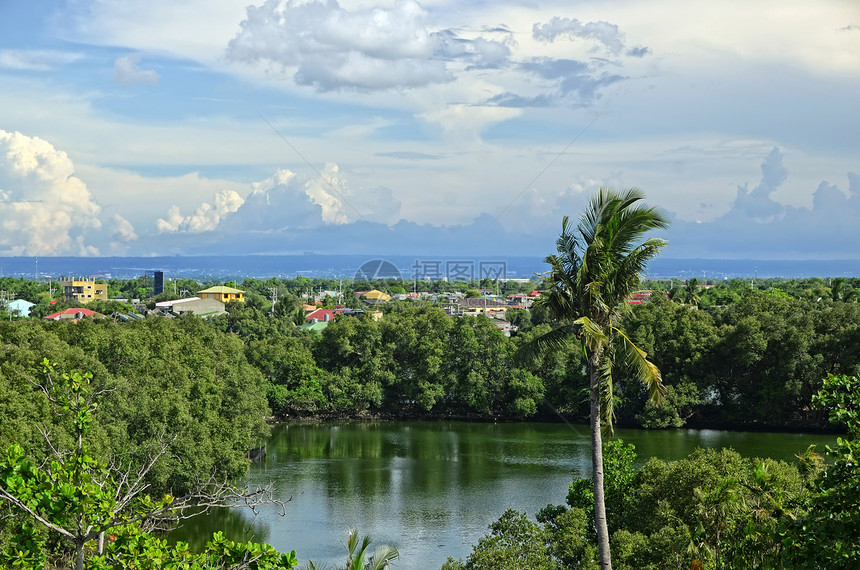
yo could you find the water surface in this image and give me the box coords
[174,421,835,569]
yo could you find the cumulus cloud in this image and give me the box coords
[111,214,137,242]
[226,0,509,91]
[420,104,522,137]
[532,17,627,55]
[732,147,787,221]
[114,55,160,85]
[108,214,137,253]
[626,46,651,57]
[518,58,624,101]
[664,149,860,259]
[0,130,102,255]
[156,189,243,232]
[304,163,401,225]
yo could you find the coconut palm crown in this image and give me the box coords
[537,187,669,431]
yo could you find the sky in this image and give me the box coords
[0,0,858,260]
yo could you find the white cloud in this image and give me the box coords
[225,0,511,91]
[305,163,351,225]
[532,17,627,55]
[0,49,83,71]
[114,55,160,85]
[111,214,137,242]
[156,189,244,233]
[0,130,102,255]
[420,104,522,138]
[303,163,402,225]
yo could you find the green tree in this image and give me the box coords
[785,373,860,568]
[0,360,293,570]
[527,188,669,569]
[441,509,557,570]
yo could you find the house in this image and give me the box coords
[5,299,35,318]
[155,297,201,310]
[59,277,108,304]
[156,297,226,317]
[43,307,105,322]
[198,286,245,303]
[305,308,343,322]
[457,297,509,313]
[487,315,515,337]
[360,289,390,304]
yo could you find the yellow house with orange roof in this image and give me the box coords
[198,285,245,303]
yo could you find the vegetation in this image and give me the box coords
[525,188,669,569]
[0,360,296,569]
[0,262,858,567]
[446,374,860,569]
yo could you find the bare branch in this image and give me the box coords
[0,489,77,541]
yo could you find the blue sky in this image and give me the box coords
[0,0,858,259]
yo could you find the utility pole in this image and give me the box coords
[269,287,278,315]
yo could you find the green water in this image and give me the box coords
[173,421,835,569]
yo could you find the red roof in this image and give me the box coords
[43,307,103,321]
[305,308,343,321]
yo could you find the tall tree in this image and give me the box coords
[530,188,669,569]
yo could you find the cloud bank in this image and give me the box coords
[667,148,860,259]
[0,130,103,255]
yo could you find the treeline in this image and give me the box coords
[208,289,860,431]
[2,274,859,430]
[0,317,270,496]
[212,303,547,419]
[624,292,860,429]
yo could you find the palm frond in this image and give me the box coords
[367,545,400,570]
[514,325,576,365]
[574,316,607,350]
[612,327,667,405]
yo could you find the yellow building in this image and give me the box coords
[60,278,108,304]
[198,285,245,303]
[360,289,391,304]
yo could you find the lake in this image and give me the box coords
[172,421,836,569]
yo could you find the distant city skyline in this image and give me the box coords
[0,1,858,259]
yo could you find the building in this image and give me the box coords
[60,278,108,304]
[155,297,227,318]
[43,307,105,322]
[198,286,245,303]
[360,289,391,304]
[5,299,35,318]
[305,308,343,322]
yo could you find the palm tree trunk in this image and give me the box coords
[589,348,612,570]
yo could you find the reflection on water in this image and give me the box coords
[175,421,835,570]
[167,506,270,551]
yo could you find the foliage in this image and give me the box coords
[525,188,668,569]
[307,529,398,570]
[0,360,293,570]
[0,318,271,497]
[441,509,558,570]
[455,440,811,570]
[783,374,860,568]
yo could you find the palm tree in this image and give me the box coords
[530,188,669,570]
[306,529,399,570]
